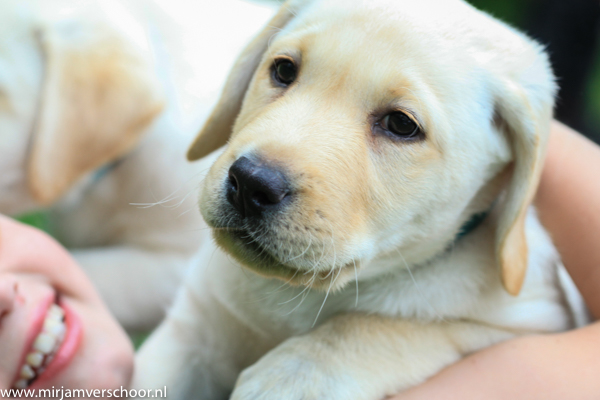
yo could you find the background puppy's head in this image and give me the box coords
[190,0,555,295]
[0,0,163,214]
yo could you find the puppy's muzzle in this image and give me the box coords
[227,156,291,219]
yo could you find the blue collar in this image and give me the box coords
[455,209,490,240]
[416,206,493,269]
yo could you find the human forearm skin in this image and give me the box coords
[536,121,600,318]
[390,322,600,400]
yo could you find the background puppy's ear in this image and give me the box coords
[187,1,304,161]
[493,53,556,296]
[27,20,164,205]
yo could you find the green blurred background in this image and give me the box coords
[466,0,600,144]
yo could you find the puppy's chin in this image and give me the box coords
[213,229,356,291]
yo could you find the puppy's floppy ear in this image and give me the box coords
[27,20,164,205]
[493,53,556,296]
[187,1,304,161]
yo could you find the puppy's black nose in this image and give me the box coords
[227,156,291,218]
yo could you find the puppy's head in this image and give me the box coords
[0,0,163,214]
[190,0,555,295]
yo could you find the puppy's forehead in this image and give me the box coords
[276,0,522,77]
[292,0,489,36]
[268,0,496,136]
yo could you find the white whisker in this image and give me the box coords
[353,258,359,308]
[312,265,340,327]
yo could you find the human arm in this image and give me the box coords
[389,121,600,400]
[535,121,600,318]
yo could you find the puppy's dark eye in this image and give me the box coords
[272,59,297,86]
[381,112,420,138]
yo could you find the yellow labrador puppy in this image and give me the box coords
[134,0,587,398]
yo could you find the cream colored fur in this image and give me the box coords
[0,0,275,331]
[134,0,587,398]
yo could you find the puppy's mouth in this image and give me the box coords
[213,227,356,289]
[215,227,302,280]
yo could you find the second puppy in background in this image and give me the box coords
[0,0,275,331]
